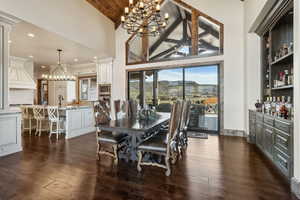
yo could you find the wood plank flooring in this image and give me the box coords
[0,133,297,200]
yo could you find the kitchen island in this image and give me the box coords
[62,106,95,139]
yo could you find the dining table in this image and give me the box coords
[97,112,170,161]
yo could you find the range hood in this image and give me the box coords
[8,57,36,89]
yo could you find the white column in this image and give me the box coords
[0,12,20,110]
[292,1,300,199]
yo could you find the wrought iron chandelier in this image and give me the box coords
[121,0,169,37]
[42,49,76,81]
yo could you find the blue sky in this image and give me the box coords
[158,65,218,85]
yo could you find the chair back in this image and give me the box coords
[47,106,60,122]
[180,100,191,132]
[21,106,30,119]
[33,106,46,120]
[93,100,111,125]
[114,100,127,120]
[128,99,138,118]
[166,101,182,145]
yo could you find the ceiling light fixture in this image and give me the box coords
[27,33,35,38]
[121,0,169,37]
[93,56,98,59]
[74,58,78,62]
[42,49,76,81]
[8,40,12,44]
[28,55,34,58]
[41,65,46,69]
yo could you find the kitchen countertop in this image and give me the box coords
[0,107,21,115]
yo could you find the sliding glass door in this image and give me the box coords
[185,66,219,132]
[157,68,183,112]
[127,65,219,133]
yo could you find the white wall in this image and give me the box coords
[243,0,268,135]
[0,0,115,58]
[113,0,245,131]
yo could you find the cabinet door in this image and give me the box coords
[83,109,94,128]
[263,125,273,158]
[255,123,263,148]
[0,117,17,147]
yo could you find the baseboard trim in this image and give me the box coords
[221,129,246,137]
[292,177,300,199]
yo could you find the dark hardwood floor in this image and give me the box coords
[0,133,297,200]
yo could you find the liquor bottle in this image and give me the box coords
[271,97,276,116]
[284,70,289,85]
[265,97,271,114]
[285,96,293,119]
[275,97,281,117]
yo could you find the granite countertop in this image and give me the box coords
[59,105,92,110]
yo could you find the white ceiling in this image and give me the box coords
[10,21,100,67]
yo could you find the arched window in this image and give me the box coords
[126,0,224,65]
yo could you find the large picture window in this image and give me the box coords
[127,65,219,133]
[126,0,224,65]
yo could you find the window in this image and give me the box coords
[79,77,97,101]
[127,65,219,132]
[126,0,224,65]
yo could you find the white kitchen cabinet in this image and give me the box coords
[65,107,95,139]
[0,112,22,157]
[96,58,113,84]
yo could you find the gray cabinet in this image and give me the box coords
[249,110,293,180]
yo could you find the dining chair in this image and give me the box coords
[48,106,65,139]
[33,106,49,136]
[20,106,35,135]
[179,100,191,150]
[95,100,128,164]
[137,101,182,176]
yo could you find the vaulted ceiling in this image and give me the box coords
[86,0,132,28]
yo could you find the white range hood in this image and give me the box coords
[8,57,36,89]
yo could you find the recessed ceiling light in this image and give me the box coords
[94,56,98,59]
[8,40,12,44]
[27,33,35,38]
[41,65,46,69]
[28,55,34,58]
[74,58,78,62]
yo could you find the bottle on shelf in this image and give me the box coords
[275,97,281,117]
[271,97,276,116]
[285,96,293,119]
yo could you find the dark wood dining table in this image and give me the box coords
[97,112,170,161]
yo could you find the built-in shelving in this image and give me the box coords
[272,85,293,90]
[270,52,293,66]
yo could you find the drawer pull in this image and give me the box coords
[276,135,287,143]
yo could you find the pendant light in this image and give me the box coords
[42,49,76,81]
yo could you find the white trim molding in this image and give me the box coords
[292,177,300,199]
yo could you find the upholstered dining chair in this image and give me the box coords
[95,100,128,164]
[137,101,182,176]
[179,100,191,150]
[47,106,65,139]
[32,106,49,136]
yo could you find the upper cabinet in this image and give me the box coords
[96,58,113,85]
[126,0,224,65]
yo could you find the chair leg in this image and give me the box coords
[39,120,41,136]
[56,122,59,140]
[49,121,52,138]
[97,142,101,160]
[165,155,171,176]
[113,145,118,165]
[137,151,143,172]
[29,119,32,136]
[35,120,39,136]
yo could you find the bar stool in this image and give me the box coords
[20,106,34,135]
[48,106,65,139]
[32,106,49,136]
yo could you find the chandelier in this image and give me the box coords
[121,0,169,37]
[42,49,76,81]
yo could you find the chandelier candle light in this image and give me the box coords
[42,49,76,81]
[121,0,169,37]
